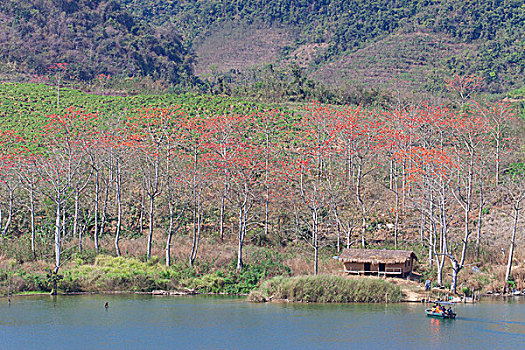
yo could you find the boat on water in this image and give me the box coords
[425,301,456,319]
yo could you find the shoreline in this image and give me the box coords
[1,290,248,298]
[2,289,523,303]
[3,293,523,305]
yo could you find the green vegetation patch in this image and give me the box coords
[187,250,292,295]
[0,83,272,141]
[251,275,403,303]
[1,250,292,295]
[63,255,193,293]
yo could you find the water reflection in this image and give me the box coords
[428,317,441,344]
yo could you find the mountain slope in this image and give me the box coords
[0,0,195,84]
[122,0,525,92]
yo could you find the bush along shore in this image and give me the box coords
[248,275,403,303]
[0,252,292,296]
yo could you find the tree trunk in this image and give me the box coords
[436,253,445,287]
[236,198,247,271]
[450,257,460,294]
[147,195,154,260]
[166,201,174,267]
[356,157,367,248]
[165,201,187,267]
[99,172,111,243]
[419,211,425,244]
[54,200,62,274]
[343,222,352,249]
[429,217,436,268]
[476,183,484,248]
[115,169,122,257]
[428,186,435,266]
[93,169,99,253]
[436,190,448,287]
[1,189,13,237]
[236,209,244,271]
[265,186,270,238]
[190,188,201,268]
[394,174,400,249]
[190,202,201,268]
[495,137,500,187]
[62,207,66,239]
[265,131,270,239]
[336,218,341,253]
[29,185,36,259]
[504,204,520,291]
[450,150,474,293]
[73,190,79,251]
[313,208,319,275]
[139,186,145,233]
[220,178,227,241]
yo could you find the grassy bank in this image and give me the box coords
[0,251,292,296]
[249,275,403,303]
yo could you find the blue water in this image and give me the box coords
[1,295,524,349]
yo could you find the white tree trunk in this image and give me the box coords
[504,204,520,290]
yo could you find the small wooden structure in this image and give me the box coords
[339,248,417,277]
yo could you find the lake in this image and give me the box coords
[1,294,524,349]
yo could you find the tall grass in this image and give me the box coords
[250,275,403,303]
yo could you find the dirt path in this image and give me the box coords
[389,278,455,302]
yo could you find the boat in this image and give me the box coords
[425,301,456,319]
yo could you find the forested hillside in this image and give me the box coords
[122,0,525,93]
[1,0,523,94]
[0,0,195,84]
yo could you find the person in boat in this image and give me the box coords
[446,307,453,317]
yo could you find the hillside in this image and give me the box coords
[0,0,195,84]
[122,0,525,93]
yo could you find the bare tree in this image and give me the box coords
[502,163,525,292]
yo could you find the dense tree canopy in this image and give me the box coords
[0,0,195,84]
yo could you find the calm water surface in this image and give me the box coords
[1,294,524,349]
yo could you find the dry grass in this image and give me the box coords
[194,22,294,77]
[314,31,477,91]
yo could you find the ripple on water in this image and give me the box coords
[1,295,524,349]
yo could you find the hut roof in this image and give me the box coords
[339,249,417,264]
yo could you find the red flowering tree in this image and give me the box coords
[445,74,484,105]
[126,107,182,260]
[0,132,19,241]
[27,108,96,282]
[170,113,208,267]
[204,112,265,270]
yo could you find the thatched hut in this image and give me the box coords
[339,248,417,277]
